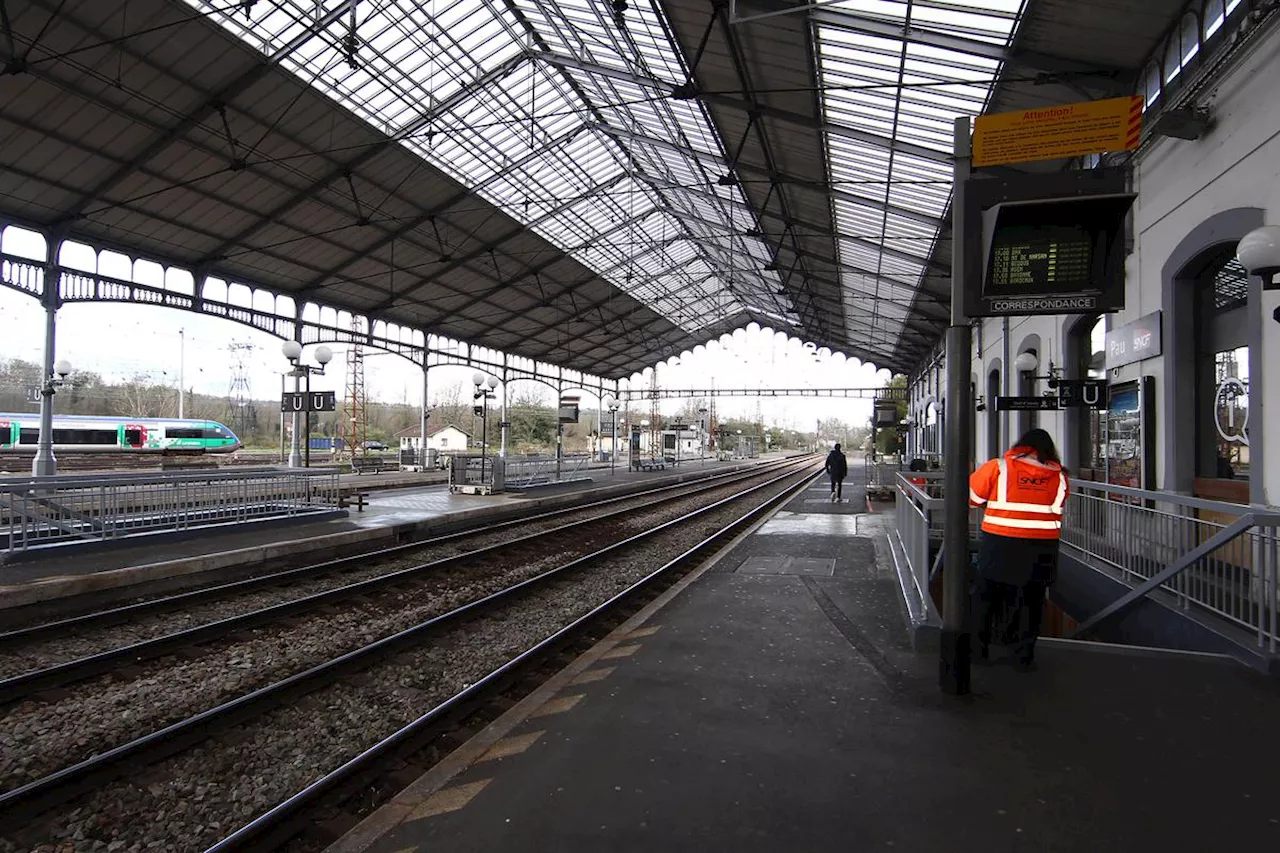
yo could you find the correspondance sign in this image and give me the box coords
[1105,310,1162,369]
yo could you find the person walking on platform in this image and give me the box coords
[824,443,848,503]
[968,428,1068,671]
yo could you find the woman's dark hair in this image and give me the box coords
[1012,428,1061,465]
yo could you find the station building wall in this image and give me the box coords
[907,26,1280,506]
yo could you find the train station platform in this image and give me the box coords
[0,457,773,617]
[328,476,1280,853]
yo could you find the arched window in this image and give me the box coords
[1143,60,1163,108]
[924,401,939,458]
[1082,316,1107,472]
[986,368,1001,460]
[1204,0,1227,38]
[1195,252,1250,484]
[1179,11,1202,68]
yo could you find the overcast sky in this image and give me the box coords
[0,262,891,434]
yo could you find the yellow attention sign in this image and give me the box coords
[972,96,1144,168]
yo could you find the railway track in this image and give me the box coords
[0,456,800,680]
[0,459,817,853]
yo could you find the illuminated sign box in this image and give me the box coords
[1105,310,1162,369]
[962,168,1134,319]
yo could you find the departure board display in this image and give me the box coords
[986,224,1094,296]
[963,170,1135,318]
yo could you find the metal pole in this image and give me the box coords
[279,373,286,464]
[499,365,508,459]
[480,396,487,489]
[32,289,58,478]
[288,371,303,468]
[304,370,311,468]
[178,328,185,419]
[940,116,974,696]
[427,358,437,466]
[611,409,617,475]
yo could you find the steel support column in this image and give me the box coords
[420,362,430,467]
[31,280,59,478]
[500,355,509,459]
[940,117,973,696]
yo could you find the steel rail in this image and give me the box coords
[206,466,821,852]
[0,458,809,704]
[0,457,799,645]
[0,462,818,831]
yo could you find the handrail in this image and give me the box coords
[1071,479,1280,515]
[1066,512,1280,639]
[892,472,1280,652]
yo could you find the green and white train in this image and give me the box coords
[0,414,241,454]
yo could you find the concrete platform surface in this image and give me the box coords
[329,481,1280,853]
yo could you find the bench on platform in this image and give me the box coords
[350,458,393,475]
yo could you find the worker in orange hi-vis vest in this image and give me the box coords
[968,428,1069,672]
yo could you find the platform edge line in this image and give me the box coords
[322,478,792,853]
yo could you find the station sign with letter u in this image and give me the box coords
[280,391,337,412]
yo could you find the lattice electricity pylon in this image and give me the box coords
[226,342,256,440]
[341,338,368,459]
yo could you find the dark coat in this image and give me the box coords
[824,449,848,480]
[976,531,1059,586]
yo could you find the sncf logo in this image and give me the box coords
[1018,475,1052,487]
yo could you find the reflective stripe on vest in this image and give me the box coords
[980,457,1066,538]
[982,515,1062,531]
[969,488,987,505]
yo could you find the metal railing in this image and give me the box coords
[890,472,1280,651]
[1,467,341,557]
[894,471,942,623]
[502,453,590,488]
[892,471,982,624]
[865,453,905,495]
[1062,482,1279,651]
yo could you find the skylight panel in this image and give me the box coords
[815,0,1027,353]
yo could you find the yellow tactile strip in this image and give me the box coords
[530,694,585,718]
[406,779,492,821]
[475,730,545,763]
[569,667,615,685]
[324,499,783,853]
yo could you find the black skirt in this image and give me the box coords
[976,531,1059,586]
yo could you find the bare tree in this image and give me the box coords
[115,373,172,418]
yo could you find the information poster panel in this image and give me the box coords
[973,96,1143,168]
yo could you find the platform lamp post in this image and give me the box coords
[473,372,499,488]
[31,359,73,477]
[282,341,333,469]
[604,396,620,476]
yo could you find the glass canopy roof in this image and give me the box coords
[817,0,1024,353]
[189,0,783,336]
[188,0,1026,361]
